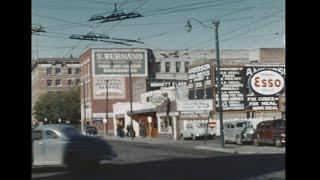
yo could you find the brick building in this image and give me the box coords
[31,58,81,122]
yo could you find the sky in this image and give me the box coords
[32,0,285,58]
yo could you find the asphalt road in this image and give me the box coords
[32,140,285,180]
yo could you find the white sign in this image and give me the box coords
[177,100,213,111]
[93,77,125,99]
[103,118,107,123]
[250,70,285,96]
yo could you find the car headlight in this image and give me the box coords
[281,133,286,137]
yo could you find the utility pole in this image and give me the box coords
[82,81,86,133]
[105,80,109,136]
[129,61,134,140]
[185,18,224,148]
[213,20,224,148]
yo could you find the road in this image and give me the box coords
[32,140,285,180]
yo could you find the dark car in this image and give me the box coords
[252,119,285,147]
[85,126,98,136]
[32,124,117,169]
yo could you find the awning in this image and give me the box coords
[126,108,157,115]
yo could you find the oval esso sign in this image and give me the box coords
[250,70,285,96]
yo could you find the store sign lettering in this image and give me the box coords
[250,70,284,96]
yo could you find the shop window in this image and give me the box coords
[165,62,170,72]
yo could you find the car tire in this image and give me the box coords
[253,135,260,146]
[236,135,242,145]
[274,137,283,147]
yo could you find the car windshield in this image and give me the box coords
[63,127,82,137]
[275,120,285,128]
[236,122,252,128]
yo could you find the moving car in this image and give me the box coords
[252,119,285,147]
[32,124,117,168]
[223,120,255,145]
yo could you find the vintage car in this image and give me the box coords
[223,120,255,145]
[252,119,285,147]
[32,124,117,168]
[180,121,216,140]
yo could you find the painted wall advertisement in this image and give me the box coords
[93,77,126,99]
[213,65,285,111]
[92,49,148,77]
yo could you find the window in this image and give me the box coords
[165,62,170,72]
[55,68,61,75]
[45,130,58,139]
[184,62,190,72]
[75,68,80,74]
[47,67,53,75]
[56,79,61,86]
[258,123,265,129]
[76,79,80,85]
[68,79,73,86]
[230,124,235,129]
[264,122,271,129]
[68,68,72,74]
[32,130,43,140]
[47,80,53,87]
[156,62,161,72]
[176,62,181,72]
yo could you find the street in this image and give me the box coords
[32,139,285,180]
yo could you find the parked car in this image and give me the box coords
[223,120,255,145]
[85,126,98,136]
[32,124,117,169]
[252,119,285,147]
[180,121,216,140]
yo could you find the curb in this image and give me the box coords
[194,146,237,153]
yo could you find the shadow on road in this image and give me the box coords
[32,154,285,180]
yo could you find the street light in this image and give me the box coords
[58,118,61,124]
[185,18,225,148]
[128,61,134,140]
[105,79,109,136]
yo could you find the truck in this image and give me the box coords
[180,120,216,140]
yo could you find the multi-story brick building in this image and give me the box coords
[31,58,81,121]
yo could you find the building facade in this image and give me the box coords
[31,58,81,121]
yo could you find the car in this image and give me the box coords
[85,126,98,136]
[32,124,117,169]
[252,119,285,147]
[223,120,255,145]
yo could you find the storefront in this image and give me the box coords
[112,102,157,137]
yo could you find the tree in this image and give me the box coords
[33,87,80,125]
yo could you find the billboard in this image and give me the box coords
[215,66,246,111]
[93,77,126,99]
[213,64,285,111]
[147,79,188,91]
[92,49,148,77]
[188,63,211,83]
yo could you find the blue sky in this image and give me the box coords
[32,0,285,58]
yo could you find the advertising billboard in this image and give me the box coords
[92,49,148,77]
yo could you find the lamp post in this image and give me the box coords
[105,79,109,136]
[185,18,224,148]
[129,61,134,140]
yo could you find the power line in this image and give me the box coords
[220,16,285,42]
[220,9,284,37]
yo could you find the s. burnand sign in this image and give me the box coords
[250,70,285,96]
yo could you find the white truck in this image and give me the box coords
[180,120,216,140]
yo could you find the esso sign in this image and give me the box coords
[250,70,285,96]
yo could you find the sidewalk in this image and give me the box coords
[103,135,285,154]
[195,143,286,154]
